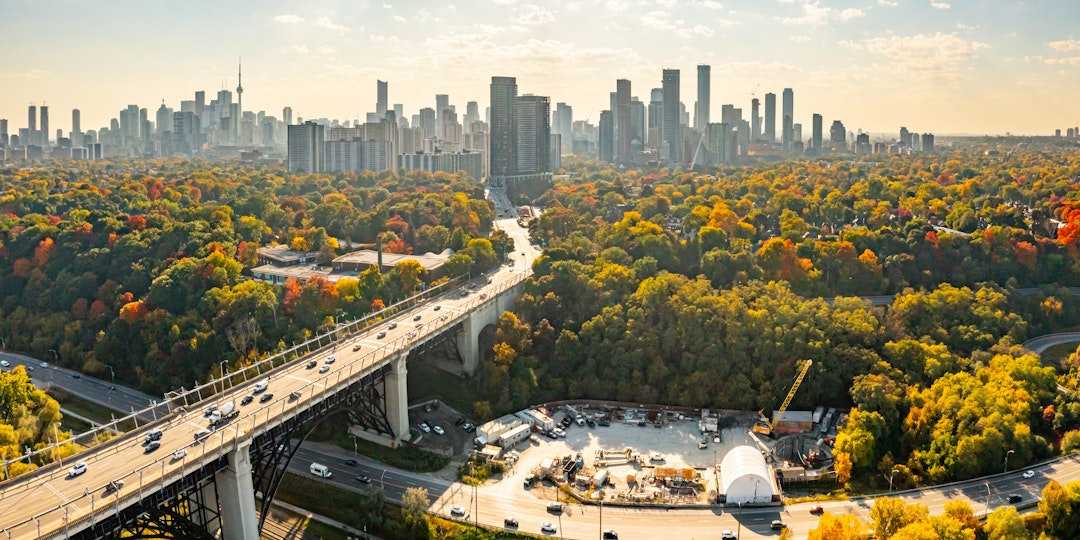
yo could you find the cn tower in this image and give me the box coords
[236,58,243,141]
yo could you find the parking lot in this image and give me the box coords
[408,399,474,456]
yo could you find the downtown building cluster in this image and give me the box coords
[587,65,939,168]
[0,62,295,162]
[286,76,556,185]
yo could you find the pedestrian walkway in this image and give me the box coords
[262,499,383,540]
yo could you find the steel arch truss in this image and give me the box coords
[70,457,225,540]
[250,364,394,532]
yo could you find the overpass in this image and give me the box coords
[0,222,539,539]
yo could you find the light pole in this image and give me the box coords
[48,349,58,362]
[985,482,991,516]
[1004,449,1014,474]
[889,467,900,492]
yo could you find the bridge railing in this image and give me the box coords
[0,268,532,537]
[0,271,480,488]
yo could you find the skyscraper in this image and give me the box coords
[829,120,846,144]
[195,91,205,120]
[489,77,518,180]
[435,94,449,139]
[751,98,761,142]
[464,101,479,134]
[283,107,293,126]
[0,119,8,147]
[376,80,388,118]
[40,106,49,146]
[695,64,710,130]
[515,95,550,175]
[648,88,663,148]
[921,133,934,153]
[811,114,823,153]
[553,102,573,153]
[287,121,324,173]
[172,111,202,156]
[28,105,37,144]
[71,109,81,143]
[764,93,776,144]
[661,69,681,165]
[615,79,631,163]
[782,88,794,148]
[598,110,614,162]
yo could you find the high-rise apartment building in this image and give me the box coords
[661,69,681,165]
[515,95,550,175]
[71,109,81,143]
[598,110,614,162]
[27,105,37,145]
[0,119,8,147]
[921,133,934,153]
[764,93,776,144]
[288,121,325,173]
[464,101,479,134]
[811,114,823,153]
[195,91,205,120]
[829,120,846,144]
[553,102,573,153]
[377,80,388,118]
[172,111,202,155]
[615,79,631,163]
[40,106,49,146]
[630,98,645,151]
[695,64,710,130]
[489,76,518,179]
[782,88,793,148]
[435,94,449,139]
[648,88,663,149]
[283,107,293,126]
[751,98,761,142]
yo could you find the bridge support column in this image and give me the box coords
[457,313,479,376]
[217,439,259,540]
[385,355,411,444]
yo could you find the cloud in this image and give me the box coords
[930,0,950,8]
[675,25,715,39]
[606,0,630,12]
[877,0,897,5]
[274,13,304,24]
[285,44,309,54]
[21,69,50,79]
[492,0,515,4]
[369,34,401,43]
[382,3,391,7]
[838,8,864,20]
[513,5,556,25]
[790,35,810,42]
[315,17,349,31]
[315,45,337,55]
[1048,39,1080,53]
[702,0,723,8]
[782,2,832,26]
[841,32,989,81]
[656,0,677,7]
[956,23,975,31]
[394,15,407,22]
[1043,57,1080,66]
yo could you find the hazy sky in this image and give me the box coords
[2,0,1078,136]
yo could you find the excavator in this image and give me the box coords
[753,359,813,437]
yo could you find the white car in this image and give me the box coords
[541,522,557,534]
[68,462,88,477]
[650,452,665,461]
[324,356,336,364]
[319,365,330,374]
[0,360,8,368]
[433,425,445,435]
[450,505,466,517]
[1022,470,1035,479]
[721,531,736,540]
[420,422,431,433]
[172,449,188,461]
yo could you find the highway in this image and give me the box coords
[0,351,162,423]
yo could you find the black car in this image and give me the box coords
[306,360,317,369]
[455,417,466,426]
[1008,494,1023,503]
[771,520,787,530]
[345,459,358,467]
[71,373,81,379]
[144,441,161,453]
[586,418,595,427]
[504,517,519,528]
[103,480,124,494]
[259,393,274,403]
[240,395,253,406]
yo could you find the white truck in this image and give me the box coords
[208,400,236,426]
[309,462,332,478]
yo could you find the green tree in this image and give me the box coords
[984,506,1029,540]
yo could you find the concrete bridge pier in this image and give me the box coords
[385,354,411,444]
[456,282,525,376]
[216,439,259,540]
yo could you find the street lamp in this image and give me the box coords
[889,467,901,492]
[48,349,58,362]
[104,364,115,383]
[1004,449,1015,474]
[985,482,992,516]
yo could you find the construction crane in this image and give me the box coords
[753,359,813,437]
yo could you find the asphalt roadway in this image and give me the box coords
[0,351,163,423]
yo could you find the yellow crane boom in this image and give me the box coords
[754,359,813,436]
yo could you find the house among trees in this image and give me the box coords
[251,244,452,285]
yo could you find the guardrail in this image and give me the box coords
[0,268,530,539]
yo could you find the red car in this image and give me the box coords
[810,505,824,514]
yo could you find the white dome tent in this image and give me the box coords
[719,445,776,504]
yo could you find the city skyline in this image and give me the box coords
[2,0,1080,135]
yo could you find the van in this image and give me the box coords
[309,463,332,478]
[253,379,269,394]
